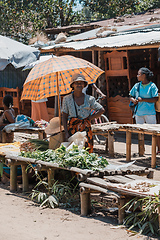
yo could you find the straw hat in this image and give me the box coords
[70,74,88,88]
[45,117,64,135]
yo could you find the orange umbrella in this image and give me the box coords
[21,55,104,101]
[21,55,104,130]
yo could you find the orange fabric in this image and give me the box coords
[21,55,104,101]
[31,101,49,122]
[68,117,93,153]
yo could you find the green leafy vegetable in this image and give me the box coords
[20,145,108,170]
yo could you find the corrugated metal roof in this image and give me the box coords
[42,27,160,51]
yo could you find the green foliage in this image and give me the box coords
[28,139,49,151]
[123,195,160,236]
[0,0,81,43]
[20,144,109,170]
[0,0,159,43]
[80,0,160,20]
[29,163,75,209]
[137,0,160,12]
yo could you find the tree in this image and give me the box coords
[0,0,81,43]
[80,0,160,20]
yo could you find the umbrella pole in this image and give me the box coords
[56,72,62,132]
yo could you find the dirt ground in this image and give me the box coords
[0,132,160,240]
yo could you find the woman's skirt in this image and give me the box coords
[68,117,93,153]
[31,101,49,122]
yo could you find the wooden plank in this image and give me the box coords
[124,174,149,180]
[104,175,132,184]
[86,177,112,188]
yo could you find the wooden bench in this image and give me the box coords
[2,127,46,143]
[92,123,160,168]
[79,174,160,225]
[1,152,154,225]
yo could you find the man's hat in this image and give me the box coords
[70,73,88,88]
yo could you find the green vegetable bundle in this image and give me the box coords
[20,145,108,170]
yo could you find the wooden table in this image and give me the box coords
[2,127,46,143]
[1,152,153,192]
[79,175,160,225]
[1,152,155,225]
[92,123,160,168]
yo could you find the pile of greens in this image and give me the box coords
[20,145,108,170]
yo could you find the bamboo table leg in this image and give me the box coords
[38,131,44,140]
[151,134,157,168]
[105,136,108,153]
[21,164,29,192]
[108,131,114,157]
[158,206,160,230]
[2,131,7,143]
[118,196,126,224]
[126,131,131,162]
[80,187,91,216]
[10,165,17,192]
[43,132,47,139]
[138,133,145,156]
[48,168,55,188]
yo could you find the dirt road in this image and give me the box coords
[0,133,159,240]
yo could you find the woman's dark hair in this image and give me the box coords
[139,67,154,81]
[3,95,13,108]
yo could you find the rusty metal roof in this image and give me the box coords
[42,23,160,51]
[41,9,160,51]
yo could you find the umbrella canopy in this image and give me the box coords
[21,55,104,101]
[0,35,40,70]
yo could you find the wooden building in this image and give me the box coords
[40,10,160,123]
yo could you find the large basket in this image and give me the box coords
[49,131,65,150]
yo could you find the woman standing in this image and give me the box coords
[130,67,158,124]
[0,95,15,142]
[31,98,49,122]
[62,74,105,153]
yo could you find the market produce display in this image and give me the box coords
[118,179,160,196]
[20,145,108,170]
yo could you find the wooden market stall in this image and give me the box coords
[40,11,160,124]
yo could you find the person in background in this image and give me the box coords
[130,67,160,153]
[0,95,15,142]
[130,67,158,124]
[31,98,49,122]
[62,74,105,153]
[82,83,106,100]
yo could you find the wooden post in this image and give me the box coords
[98,51,101,90]
[38,132,43,140]
[105,136,108,153]
[92,50,95,97]
[80,191,91,216]
[158,206,160,230]
[54,96,58,117]
[151,134,157,168]
[108,131,114,157]
[138,133,145,156]
[10,165,17,192]
[43,132,47,139]
[56,72,62,132]
[47,168,55,188]
[2,131,7,143]
[126,131,131,162]
[21,164,29,192]
[118,196,126,224]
